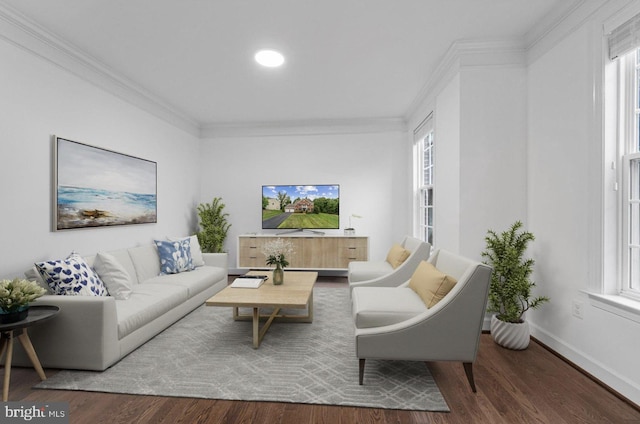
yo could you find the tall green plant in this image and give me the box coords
[481,221,549,323]
[196,197,231,253]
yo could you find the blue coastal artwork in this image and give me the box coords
[55,137,157,230]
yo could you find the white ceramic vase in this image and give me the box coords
[490,314,530,350]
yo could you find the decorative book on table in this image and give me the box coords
[230,278,265,289]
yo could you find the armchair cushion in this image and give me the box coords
[408,261,457,308]
[385,244,410,269]
[348,261,394,283]
[352,287,426,329]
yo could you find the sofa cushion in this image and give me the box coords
[409,261,457,308]
[94,252,133,300]
[154,239,195,274]
[168,235,205,267]
[115,283,188,339]
[145,266,225,297]
[35,252,107,297]
[348,261,393,283]
[386,244,410,269]
[352,287,426,329]
[104,249,140,285]
[128,245,161,283]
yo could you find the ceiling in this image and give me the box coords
[1,0,566,130]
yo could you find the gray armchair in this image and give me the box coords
[351,249,492,392]
[348,236,431,293]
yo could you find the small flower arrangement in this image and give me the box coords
[261,238,294,268]
[0,278,47,312]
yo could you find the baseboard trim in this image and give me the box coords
[530,336,640,413]
[484,316,640,410]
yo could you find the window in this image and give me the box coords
[618,48,640,300]
[414,114,434,245]
[419,132,435,245]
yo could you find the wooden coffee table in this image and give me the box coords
[205,271,317,348]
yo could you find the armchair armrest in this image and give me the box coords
[350,274,411,293]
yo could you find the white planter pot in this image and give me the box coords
[490,314,530,350]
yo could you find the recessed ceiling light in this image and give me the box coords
[255,49,285,68]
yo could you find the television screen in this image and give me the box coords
[262,185,340,230]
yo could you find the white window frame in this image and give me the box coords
[415,130,434,245]
[618,48,640,300]
[587,7,640,322]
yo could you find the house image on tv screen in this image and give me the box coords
[265,198,280,211]
[284,199,314,213]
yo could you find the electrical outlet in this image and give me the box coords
[572,300,584,319]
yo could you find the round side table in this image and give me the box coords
[0,305,60,401]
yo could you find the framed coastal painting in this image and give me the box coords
[54,136,157,230]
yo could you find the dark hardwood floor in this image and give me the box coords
[5,277,640,423]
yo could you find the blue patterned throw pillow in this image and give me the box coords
[154,239,194,275]
[35,252,107,296]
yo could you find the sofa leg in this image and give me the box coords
[359,359,365,385]
[463,362,477,392]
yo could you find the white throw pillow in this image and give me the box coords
[168,235,205,267]
[94,252,133,300]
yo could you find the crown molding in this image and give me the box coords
[0,1,200,137]
[404,38,526,122]
[200,117,407,139]
[524,0,607,65]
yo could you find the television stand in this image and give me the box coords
[276,228,325,236]
[238,234,368,270]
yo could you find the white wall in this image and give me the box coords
[433,75,462,253]
[459,65,528,258]
[415,64,528,260]
[527,3,640,405]
[0,39,201,280]
[199,131,410,272]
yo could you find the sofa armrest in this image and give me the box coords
[13,294,120,371]
[202,252,228,272]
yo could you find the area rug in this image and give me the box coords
[35,286,449,411]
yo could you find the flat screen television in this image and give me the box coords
[262,184,340,231]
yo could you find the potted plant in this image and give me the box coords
[0,278,47,323]
[481,221,549,350]
[196,197,231,253]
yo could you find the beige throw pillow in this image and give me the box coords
[386,244,410,269]
[409,261,457,308]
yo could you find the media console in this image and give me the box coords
[238,234,369,270]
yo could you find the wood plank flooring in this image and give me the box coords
[4,277,640,423]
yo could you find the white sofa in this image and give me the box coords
[16,243,228,371]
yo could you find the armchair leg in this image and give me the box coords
[359,359,365,385]
[463,362,477,392]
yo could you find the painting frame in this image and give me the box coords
[54,136,157,231]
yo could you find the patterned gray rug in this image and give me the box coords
[35,286,449,411]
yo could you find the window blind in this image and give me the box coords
[413,112,433,142]
[609,12,640,60]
